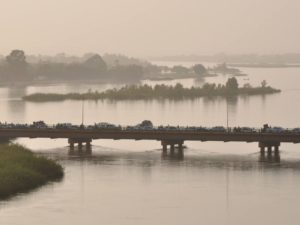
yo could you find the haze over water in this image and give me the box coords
[0,64,300,225]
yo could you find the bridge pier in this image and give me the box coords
[68,138,92,152]
[259,142,280,154]
[161,140,184,154]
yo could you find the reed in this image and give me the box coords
[0,144,63,199]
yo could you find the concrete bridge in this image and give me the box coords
[0,128,300,154]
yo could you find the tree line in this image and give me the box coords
[0,50,145,83]
[0,50,215,84]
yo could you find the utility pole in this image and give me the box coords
[226,99,229,132]
[81,99,85,128]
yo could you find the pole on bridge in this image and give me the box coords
[81,99,85,127]
[226,99,229,131]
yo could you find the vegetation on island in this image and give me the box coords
[0,144,63,199]
[23,77,280,102]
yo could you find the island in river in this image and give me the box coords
[23,78,280,102]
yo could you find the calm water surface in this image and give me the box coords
[0,63,300,225]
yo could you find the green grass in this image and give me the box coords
[0,144,64,199]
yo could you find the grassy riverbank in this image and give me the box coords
[0,144,63,199]
[23,82,280,102]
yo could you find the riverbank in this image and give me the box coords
[0,144,63,200]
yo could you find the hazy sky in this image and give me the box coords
[1,0,300,57]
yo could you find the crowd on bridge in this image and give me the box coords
[0,121,300,134]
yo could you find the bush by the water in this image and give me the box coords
[0,144,63,199]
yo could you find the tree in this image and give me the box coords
[261,80,267,88]
[226,77,238,91]
[6,50,27,67]
[108,64,144,81]
[3,50,29,81]
[84,54,107,74]
[193,64,207,76]
[172,65,189,74]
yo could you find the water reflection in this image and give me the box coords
[161,148,184,161]
[7,86,27,99]
[7,100,26,120]
[68,147,92,157]
[43,147,300,172]
[259,151,281,164]
[193,77,206,86]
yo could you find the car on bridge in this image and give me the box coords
[55,123,77,129]
[31,121,48,129]
[240,127,257,133]
[265,126,285,133]
[292,128,300,133]
[210,126,227,132]
[94,123,121,130]
[133,120,154,131]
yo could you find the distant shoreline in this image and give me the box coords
[228,63,300,68]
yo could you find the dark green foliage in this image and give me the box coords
[6,50,27,67]
[171,65,189,74]
[0,144,63,199]
[35,54,108,80]
[0,50,143,83]
[108,64,144,81]
[83,54,107,74]
[226,77,239,91]
[23,79,280,102]
[0,50,30,81]
[193,64,207,76]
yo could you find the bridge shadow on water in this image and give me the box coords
[37,145,300,172]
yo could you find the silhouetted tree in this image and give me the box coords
[1,49,30,81]
[193,64,207,76]
[226,77,238,91]
[6,50,27,67]
[261,80,267,88]
[83,54,107,74]
[108,64,144,81]
[172,65,189,74]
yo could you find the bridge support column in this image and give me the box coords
[274,145,279,154]
[70,142,75,150]
[68,138,92,152]
[259,142,280,154]
[162,144,168,153]
[170,144,175,154]
[178,143,184,157]
[161,140,184,155]
[267,146,272,154]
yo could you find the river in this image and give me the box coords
[0,62,300,225]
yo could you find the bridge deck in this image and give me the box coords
[0,128,300,143]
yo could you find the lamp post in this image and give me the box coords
[226,99,229,132]
[81,98,85,129]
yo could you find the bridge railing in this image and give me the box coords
[0,122,299,135]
